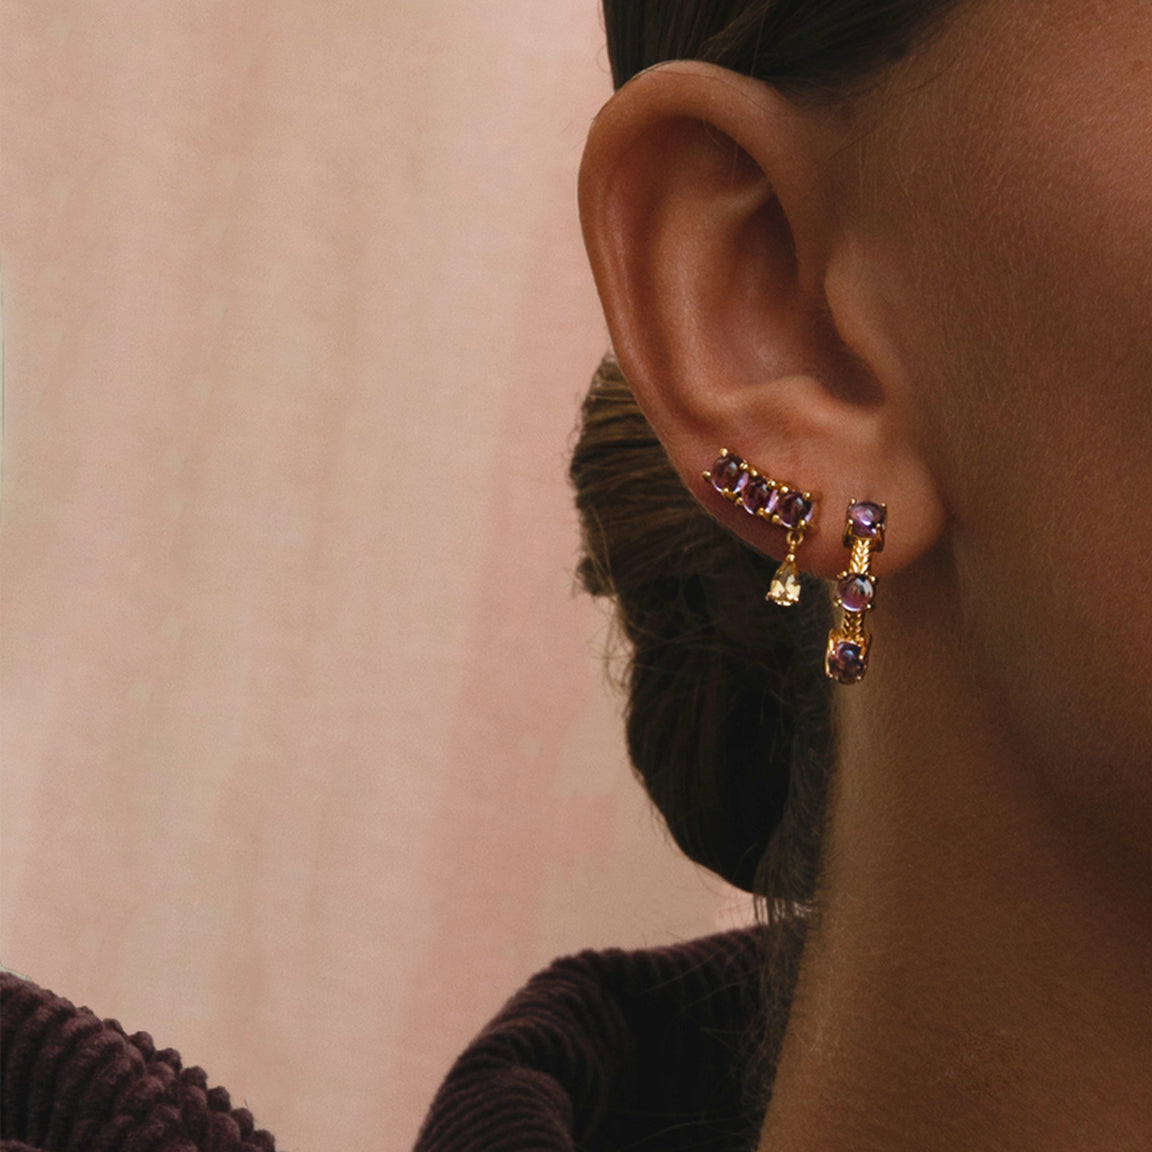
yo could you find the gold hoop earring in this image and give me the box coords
[826,499,886,684]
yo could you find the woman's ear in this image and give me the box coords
[577,60,944,578]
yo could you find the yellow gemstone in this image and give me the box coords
[767,561,801,606]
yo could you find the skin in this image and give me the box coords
[578,1,1152,1149]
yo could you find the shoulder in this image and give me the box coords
[414,926,767,1152]
[0,970,279,1151]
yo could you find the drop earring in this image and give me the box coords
[825,499,886,684]
[702,448,817,607]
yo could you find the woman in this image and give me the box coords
[4,1,1150,1149]
[418,0,1152,1148]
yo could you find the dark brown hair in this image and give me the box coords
[570,0,967,1110]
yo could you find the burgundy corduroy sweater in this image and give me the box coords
[0,969,278,1152]
[415,926,766,1151]
[1,926,766,1151]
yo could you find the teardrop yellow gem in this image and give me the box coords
[767,561,801,606]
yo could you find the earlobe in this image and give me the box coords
[577,59,946,581]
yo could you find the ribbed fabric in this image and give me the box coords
[414,926,767,1152]
[0,972,279,1152]
[2,927,766,1152]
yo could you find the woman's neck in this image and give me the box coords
[758,574,1152,1152]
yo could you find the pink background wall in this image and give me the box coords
[0,3,750,1149]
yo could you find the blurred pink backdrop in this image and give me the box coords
[0,2,751,1148]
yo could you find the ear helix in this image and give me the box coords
[702,448,816,607]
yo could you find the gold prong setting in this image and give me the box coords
[702,448,818,607]
[826,499,887,684]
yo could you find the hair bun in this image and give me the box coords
[569,355,831,892]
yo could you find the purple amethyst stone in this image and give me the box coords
[836,574,874,613]
[740,476,777,517]
[848,501,886,540]
[826,638,868,684]
[777,491,813,530]
[710,453,744,493]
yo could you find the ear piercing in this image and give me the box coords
[702,448,817,607]
[704,451,887,681]
[825,499,886,684]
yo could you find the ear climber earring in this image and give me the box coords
[702,448,817,607]
[825,499,887,684]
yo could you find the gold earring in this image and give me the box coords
[825,499,886,683]
[702,448,817,607]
